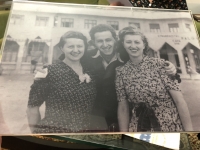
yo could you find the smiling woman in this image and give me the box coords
[122,33,147,62]
[26,31,97,133]
[116,26,193,132]
[62,38,85,61]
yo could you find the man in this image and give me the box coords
[87,24,178,131]
[87,24,124,131]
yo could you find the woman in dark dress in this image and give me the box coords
[27,31,96,133]
[115,27,193,132]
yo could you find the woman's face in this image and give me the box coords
[123,34,145,58]
[62,38,85,62]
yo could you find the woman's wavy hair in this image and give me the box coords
[57,31,88,64]
[117,26,149,63]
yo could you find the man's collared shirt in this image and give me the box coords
[92,50,123,69]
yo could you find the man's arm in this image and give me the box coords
[26,106,41,133]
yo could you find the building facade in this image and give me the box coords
[1,3,200,79]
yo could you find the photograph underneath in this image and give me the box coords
[0,1,200,135]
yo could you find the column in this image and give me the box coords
[177,50,187,75]
[47,40,53,64]
[15,40,26,72]
[188,49,196,71]
[156,50,160,58]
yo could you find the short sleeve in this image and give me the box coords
[28,69,50,107]
[115,67,127,102]
[156,59,180,91]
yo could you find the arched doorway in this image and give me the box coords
[23,37,49,63]
[182,43,200,74]
[1,36,19,63]
[159,43,181,73]
[24,36,49,72]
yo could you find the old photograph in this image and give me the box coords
[0,1,200,134]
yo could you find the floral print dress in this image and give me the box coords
[129,0,188,10]
[115,56,183,132]
[28,62,96,133]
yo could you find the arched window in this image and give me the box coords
[2,40,19,62]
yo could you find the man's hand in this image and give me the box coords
[164,61,176,75]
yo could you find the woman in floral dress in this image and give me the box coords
[27,31,96,133]
[129,0,188,10]
[115,26,193,132]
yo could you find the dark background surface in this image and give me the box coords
[1,136,108,150]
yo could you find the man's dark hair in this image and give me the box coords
[89,24,117,41]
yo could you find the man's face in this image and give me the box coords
[93,31,116,56]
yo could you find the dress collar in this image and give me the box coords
[127,55,148,67]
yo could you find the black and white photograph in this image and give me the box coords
[0,1,200,135]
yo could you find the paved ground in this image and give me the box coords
[0,74,46,134]
[0,74,200,134]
